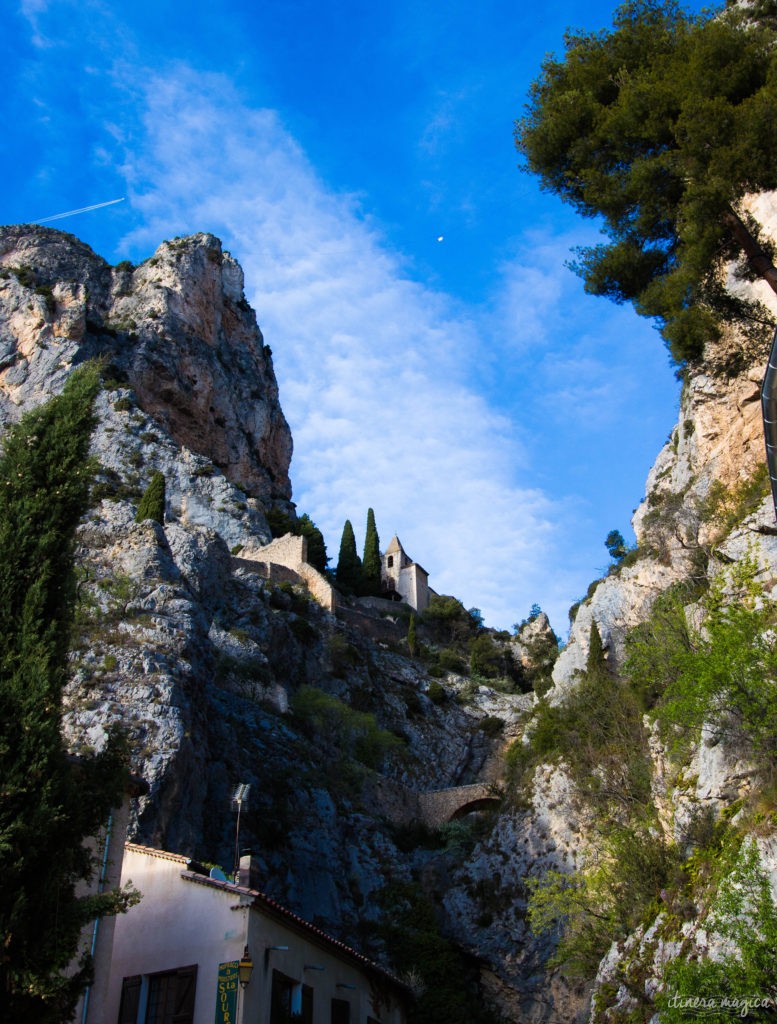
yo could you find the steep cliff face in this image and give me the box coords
[5,222,776,1021]
[0,225,292,503]
[511,197,777,1023]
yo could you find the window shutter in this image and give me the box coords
[118,975,141,1024]
[172,965,198,1024]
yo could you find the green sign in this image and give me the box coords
[215,961,239,1024]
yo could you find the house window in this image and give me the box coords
[118,966,197,1024]
[146,966,197,1024]
[271,970,313,1024]
[331,997,351,1024]
[387,556,393,568]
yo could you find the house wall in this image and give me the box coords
[100,846,406,1024]
[398,564,430,613]
[102,847,248,1024]
[243,913,405,1024]
[72,797,135,1024]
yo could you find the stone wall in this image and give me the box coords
[237,533,338,612]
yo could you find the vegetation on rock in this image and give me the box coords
[134,469,165,524]
[0,365,133,1021]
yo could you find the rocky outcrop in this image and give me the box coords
[6,219,777,1020]
[0,225,292,505]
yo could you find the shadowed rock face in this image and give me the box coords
[0,225,292,503]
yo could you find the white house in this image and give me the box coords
[93,844,409,1024]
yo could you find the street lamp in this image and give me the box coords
[238,947,254,988]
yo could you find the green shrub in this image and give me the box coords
[135,471,165,524]
[478,716,504,737]
[291,686,403,769]
[658,839,777,1022]
[113,397,132,412]
[326,633,359,677]
[421,594,474,643]
[655,557,777,758]
[527,823,677,978]
[289,617,318,644]
[696,463,770,536]
[427,680,446,705]
[469,633,503,678]
[437,648,466,673]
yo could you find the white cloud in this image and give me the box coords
[117,65,581,629]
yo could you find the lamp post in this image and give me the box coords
[238,947,254,988]
[236,946,253,1023]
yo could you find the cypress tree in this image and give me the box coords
[0,364,132,1021]
[586,620,608,679]
[135,470,166,524]
[362,507,381,596]
[407,614,417,657]
[336,519,363,593]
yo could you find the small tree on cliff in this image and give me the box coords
[297,513,329,572]
[361,508,382,596]
[135,470,166,524]
[0,365,132,1021]
[516,0,777,363]
[336,519,363,594]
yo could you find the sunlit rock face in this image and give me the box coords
[0,225,293,503]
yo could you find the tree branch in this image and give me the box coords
[724,207,777,296]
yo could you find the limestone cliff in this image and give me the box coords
[4,220,776,1023]
[0,225,292,504]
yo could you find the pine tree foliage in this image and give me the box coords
[335,519,363,593]
[516,0,777,363]
[362,507,382,596]
[0,365,132,1021]
[135,470,165,524]
[297,513,328,572]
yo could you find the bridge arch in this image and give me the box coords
[417,783,501,829]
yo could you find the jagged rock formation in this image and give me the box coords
[0,225,292,504]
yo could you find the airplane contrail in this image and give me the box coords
[34,197,125,224]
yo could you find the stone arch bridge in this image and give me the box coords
[372,780,502,830]
[417,783,501,828]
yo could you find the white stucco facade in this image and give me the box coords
[96,844,408,1024]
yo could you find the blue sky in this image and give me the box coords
[3,0,707,633]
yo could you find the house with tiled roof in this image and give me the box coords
[93,844,409,1024]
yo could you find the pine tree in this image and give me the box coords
[362,507,382,596]
[0,365,132,1021]
[336,519,363,593]
[135,470,166,524]
[516,0,777,363]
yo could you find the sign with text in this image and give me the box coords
[215,961,239,1024]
